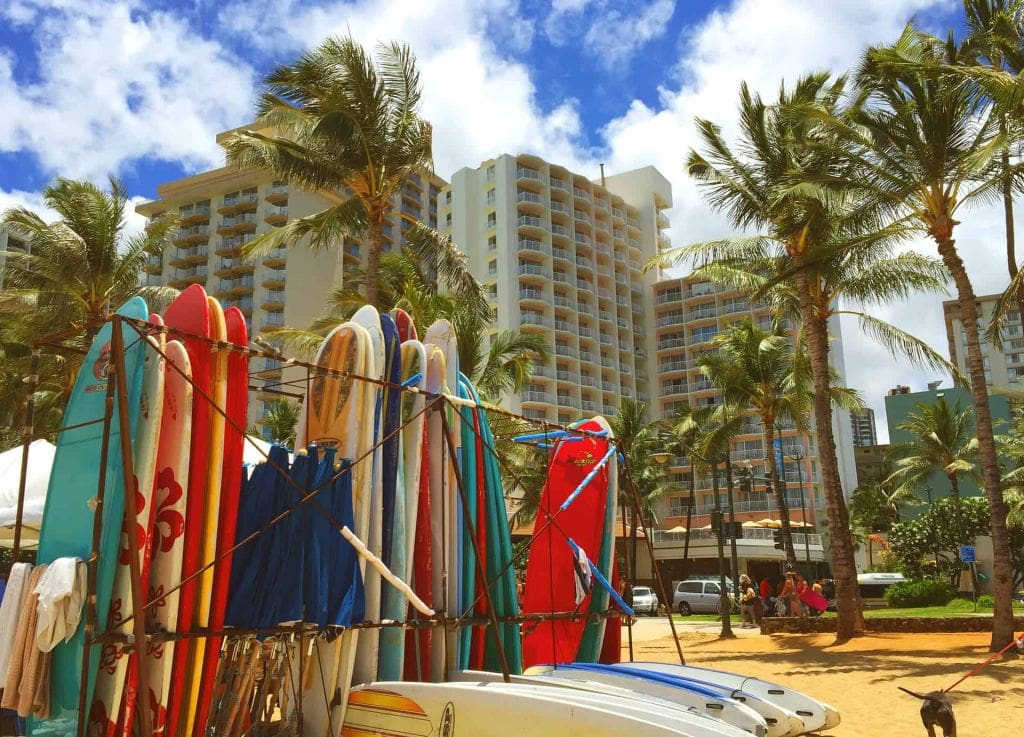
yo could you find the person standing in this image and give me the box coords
[759,576,773,617]
[778,574,798,617]
[738,575,760,628]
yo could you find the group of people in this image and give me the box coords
[737,572,828,627]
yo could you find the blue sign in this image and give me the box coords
[960,545,976,564]
[773,438,784,480]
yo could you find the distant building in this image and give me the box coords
[441,154,669,423]
[0,226,29,289]
[853,444,888,486]
[850,408,878,447]
[943,294,1024,390]
[884,384,1011,504]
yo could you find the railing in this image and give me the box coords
[518,190,543,204]
[552,247,570,261]
[519,263,545,276]
[521,313,545,326]
[517,167,541,180]
[550,178,568,191]
[518,238,545,252]
[656,291,683,305]
[263,313,285,327]
[518,215,543,228]
[552,224,569,236]
[652,528,822,547]
[660,383,688,396]
[520,289,544,301]
[265,290,286,303]
[521,390,552,403]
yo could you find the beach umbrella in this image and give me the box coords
[0,440,55,547]
[789,520,813,528]
[666,525,688,533]
[741,520,762,528]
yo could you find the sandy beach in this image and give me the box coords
[630,626,1024,736]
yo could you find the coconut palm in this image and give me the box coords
[649,73,951,638]
[262,399,302,445]
[224,36,434,308]
[609,398,669,585]
[848,26,1016,650]
[963,1,1024,320]
[887,397,980,554]
[0,177,176,431]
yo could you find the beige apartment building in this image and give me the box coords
[0,227,28,289]
[441,154,670,422]
[137,124,444,431]
[943,294,1024,390]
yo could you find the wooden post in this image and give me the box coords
[77,339,117,737]
[440,405,511,682]
[620,459,687,665]
[12,349,39,561]
[110,317,153,737]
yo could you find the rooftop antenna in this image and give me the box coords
[599,163,606,186]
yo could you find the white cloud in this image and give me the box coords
[542,0,674,67]
[596,0,989,440]
[0,0,256,181]
[213,0,592,177]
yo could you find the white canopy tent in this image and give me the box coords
[1,436,276,548]
[0,439,55,549]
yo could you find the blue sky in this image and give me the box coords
[3,0,1011,439]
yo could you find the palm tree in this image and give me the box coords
[962,1,1024,321]
[263,235,547,400]
[609,398,669,586]
[888,397,980,555]
[262,399,301,445]
[649,74,951,638]
[224,36,434,308]
[1,177,175,430]
[848,27,1016,650]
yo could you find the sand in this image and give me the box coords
[633,630,1024,736]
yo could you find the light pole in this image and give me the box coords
[924,486,940,578]
[789,450,811,568]
[709,455,735,637]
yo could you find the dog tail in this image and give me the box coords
[898,686,930,700]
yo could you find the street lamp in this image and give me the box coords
[788,450,811,567]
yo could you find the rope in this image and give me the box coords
[943,631,1024,693]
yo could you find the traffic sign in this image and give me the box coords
[960,545,976,563]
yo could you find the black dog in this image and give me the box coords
[899,687,957,737]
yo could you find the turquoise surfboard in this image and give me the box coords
[31,298,149,737]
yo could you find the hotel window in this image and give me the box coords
[486,188,496,205]
[487,284,498,299]
[488,235,497,251]
[487,212,496,228]
[445,212,452,227]
[486,165,496,182]
[488,260,497,277]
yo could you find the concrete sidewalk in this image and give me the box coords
[624,615,764,641]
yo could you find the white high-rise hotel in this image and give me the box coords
[442,154,671,423]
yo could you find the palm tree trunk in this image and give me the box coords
[934,234,1015,652]
[365,218,384,308]
[764,419,798,566]
[948,472,966,553]
[999,135,1024,330]
[793,271,864,639]
[682,468,696,580]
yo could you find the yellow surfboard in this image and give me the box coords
[183,297,228,737]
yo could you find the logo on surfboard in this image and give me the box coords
[85,343,112,393]
[569,450,597,467]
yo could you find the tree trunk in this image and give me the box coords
[723,451,740,579]
[681,467,696,580]
[793,271,864,639]
[935,234,1015,651]
[999,126,1024,332]
[764,419,798,566]
[948,472,965,555]
[365,217,384,308]
[710,461,734,637]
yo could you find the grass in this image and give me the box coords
[664,598,1024,622]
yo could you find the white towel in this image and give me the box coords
[0,563,32,683]
[33,557,86,652]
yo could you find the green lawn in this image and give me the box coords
[665,599,1023,622]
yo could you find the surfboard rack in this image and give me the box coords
[6,309,684,737]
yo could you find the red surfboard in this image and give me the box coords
[390,308,417,342]
[469,408,487,670]
[161,285,211,737]
[521,419,612,667]
[403,423,432,681]
[193,306,248,735]
[598,562,622,664]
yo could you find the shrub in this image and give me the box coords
[976,594,995,608]
[948,597,976,610]
[884,579,957,608]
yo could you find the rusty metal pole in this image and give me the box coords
[12,349,40,561]
[440,404,511,682]
[110,317,153,737]
[77,336,117,737]
[620,459,687,665]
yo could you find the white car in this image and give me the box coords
[631,586,659,615]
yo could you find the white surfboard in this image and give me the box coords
[613,662,839,732]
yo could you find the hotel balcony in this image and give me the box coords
[263,289,286,310]
[142,254,163,273]
[217,214,257,235]
[216,275,254,296]
[265,183,289,205]
[214,257,251,277]
[168,265,207,288]
[173,225,209,245]
[264,206,288,226]
[262,247,288,267]
[262,268,287,288]
[261,312,285,332]
[179,204,211,225]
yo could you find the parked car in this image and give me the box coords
[672,579,736,615]
[631,586,659,615]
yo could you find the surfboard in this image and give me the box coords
[351,305,385,686]
[461,380,521,674]
[91,322,166,737]
[521,417,613,668]
[180,297,228,737]
[300,322,370,737]
[193,306,248,735]
[423,321,460,677]
[456,377,482,670]
[577,415,616,662]
[377,314,405,681]
[140,340,192,737]
[389,308,417,343]
[161,285,211,737]
[340,681,744,737]
[422,345,447,682]
[31,297,149,737]
[611,662,840,732]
